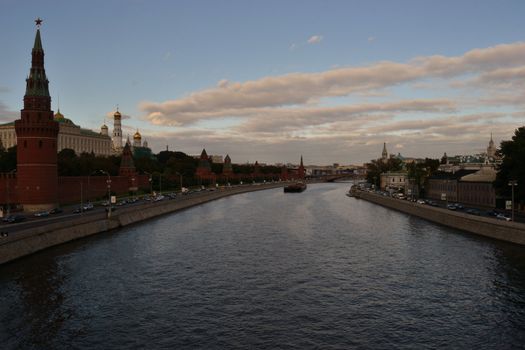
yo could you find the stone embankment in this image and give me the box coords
[0,183,286,265]
[355,190,525,245]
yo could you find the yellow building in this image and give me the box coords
[0,109,113,156]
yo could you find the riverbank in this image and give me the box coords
[0,183,288,265]
[355,190,525,245]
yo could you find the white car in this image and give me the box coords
[496,214,511,221]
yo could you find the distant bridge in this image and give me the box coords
[314,174,366,183]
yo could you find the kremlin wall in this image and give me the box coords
[0,24,150,211]
[0,23,305,212]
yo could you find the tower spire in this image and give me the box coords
[25,19,49,99]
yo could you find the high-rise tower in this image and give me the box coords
[381,142,388,163]
[112,108,123,150]
[14,19,60,211]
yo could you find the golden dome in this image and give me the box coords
[101,124,108,129]
[133,129,141,139]
[54,109,64,120]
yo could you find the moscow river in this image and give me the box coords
[1,183,525,349]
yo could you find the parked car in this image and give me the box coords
[446,204,457,211]
[73,207,82,214]
[83,203,94,211]
[3,215,26,223]
[105,206,117,213]
[417,199,426,204]
[466,208,481,216]
[496,214,511,221]
[34,211,50,217]
[49,207,63,214]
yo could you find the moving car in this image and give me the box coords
[3,215,26,223]
[49,208,63,214]
[496,214,511,221]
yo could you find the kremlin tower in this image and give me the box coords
[14,19,60,211]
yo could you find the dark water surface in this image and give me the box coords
[1,183,525,349]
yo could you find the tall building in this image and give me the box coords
[486,133,497,160]
[381,142,388,163]
[112,109,123,151]
[14,20,59,211]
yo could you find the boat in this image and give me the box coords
[284,182,307,193]
[346,185,357,197]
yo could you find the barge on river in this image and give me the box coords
[284,182,307,193]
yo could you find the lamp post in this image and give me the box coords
[508,180,518,221]
[100,170,111,218]
[144,171,153,196]
[159,173,162,195]
[6,169,16,216]
[175,171,184,192]
[80,181,83,214]
[131,176,135,200]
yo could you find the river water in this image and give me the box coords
[1,183,525,349]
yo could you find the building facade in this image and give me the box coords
[380,171,407,191]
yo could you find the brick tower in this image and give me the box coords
[14,19,59,211]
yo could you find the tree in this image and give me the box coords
[495,126,525,206]
[406,158,440,196]
[365,157,403,186]
[0,146,17,172]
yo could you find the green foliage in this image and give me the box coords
[495,126,525,203]
[365,157,403,186]
[57,149,120,176]
[0,146,17,172]
[406,158,440,195]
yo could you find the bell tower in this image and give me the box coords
[14,18,59,211]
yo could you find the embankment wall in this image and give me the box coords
[356,190,525,245]
[0,183,285,265]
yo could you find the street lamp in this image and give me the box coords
[131,176,135,200]
[99,170,112,218]
[6,169,16,216]
[508,180,518,221]
[144,171,153,196]
[175,171,185,192]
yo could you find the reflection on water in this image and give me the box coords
[0,253,73,349]
[1,183,525,349]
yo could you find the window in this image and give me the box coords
[39,140,43,148]
[24,140,27,148]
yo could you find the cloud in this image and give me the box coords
[0,86,10,93]
[138,41,525,163]
[368,36,375,42]
[0,101,18,122]
[163,51,173,61]
[307,35,323,44]
[141,41,525,127]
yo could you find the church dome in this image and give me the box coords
[114,110,121,118]
[133,130,141,140]
[101,123,108,130]
[54,109,64,120]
